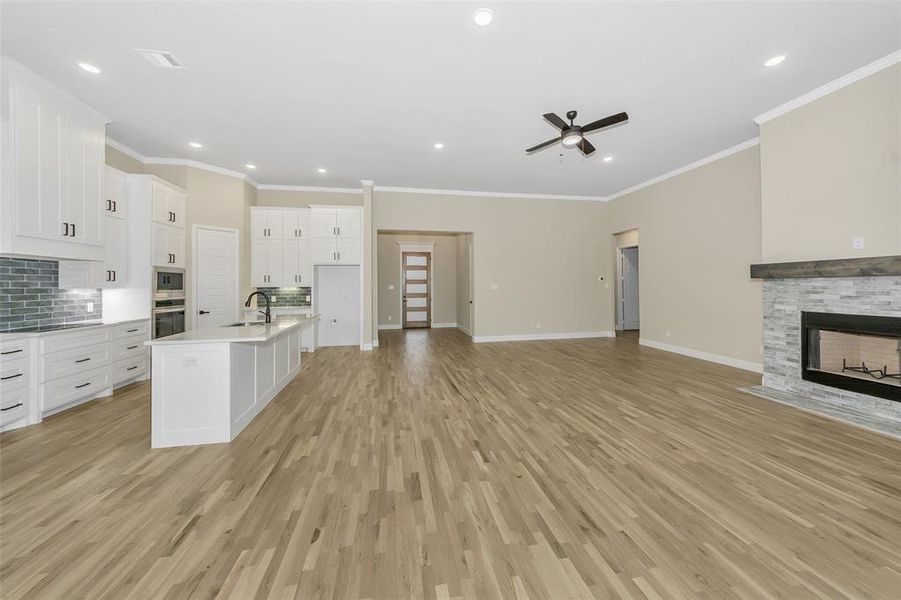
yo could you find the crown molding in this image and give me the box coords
[106,138,147,163]
[754,49,901,125]
[373,185,608,202]
[256,184,363,194]
[142,157,260,187]
[606,137,760,201]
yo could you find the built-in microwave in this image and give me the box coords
[153,268,185,300]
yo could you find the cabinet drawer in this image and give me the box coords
[40,328,109,355]
[41,345,110,382]
[0,387,29,427]
[111,337,147,361]
[112,356,147,386]
[0,338,31,363]
[0,356,30,393]
[41,365,110,413]
[110,321,150,340]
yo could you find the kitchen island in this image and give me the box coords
[145,316,317,448]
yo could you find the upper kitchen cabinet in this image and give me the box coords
[0,58,108,261]
[310,207,362,264]
[151,181,185,228]
[104,167,127,218]
[251,208,284,240]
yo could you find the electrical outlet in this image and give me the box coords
[490,283,499,290]
[388,315,392,321]
[665,330,671,338]
[852,237,864,250]
[536,322,542,329]
[86,302,94,313]
[388,284,395,290]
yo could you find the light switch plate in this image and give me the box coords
[852,237,864,249]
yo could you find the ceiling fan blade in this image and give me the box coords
[526,137,560,153]
[542,113,569,130]
[581,112,629,134]
[578,138,596,156]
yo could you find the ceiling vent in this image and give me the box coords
[135,49,184,69]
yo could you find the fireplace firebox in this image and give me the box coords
[801,312,901,402]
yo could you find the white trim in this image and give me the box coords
[106,138,147,163]
[257,184,363,194]
[639,338,763,373]
[457,324,472,337]
[378,323,402,330]
[191,225,240,329]
[397,242,435,253]
[372,339,379,347]
[143,157,260,187]
[432,322,457,328]
[473,331,615,343]
[754,50,901,124]
[606,138,759,201]
[374,185,607,203]
[361,342,373,351]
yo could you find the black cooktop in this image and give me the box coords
[6,322,103,334]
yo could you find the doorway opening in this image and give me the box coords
[614,229,640,333]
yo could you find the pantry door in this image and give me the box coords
[402,252,431,329]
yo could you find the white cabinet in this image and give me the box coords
[251,239,285,287]
[0,58,107,261]
[310,207,362,264]
[104,168,127,218]
[152,181,185,228]
[250,208,313,287]
[153,223,185,268]
[251,209,284,240]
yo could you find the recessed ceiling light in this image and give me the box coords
[433,142,445,150]
[189,142,203,149]
[473,8,494,27]
[603,155,614,163]
[764,54,786,67]
[245,164,256,170]
[317,168,327,174]
[78,62,101,74]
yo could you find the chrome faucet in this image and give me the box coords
[244,291,272,323]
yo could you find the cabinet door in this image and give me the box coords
[299,237,313,285]
[168,192,185,229]
[312,238,337,264]
[251,239,268,286]
[66,112,104,247]
[266,211,284,240]
[267,240,285,286]
[282,210,302,239]
[250,210,269,240]
[151,183,171,224]
[11,77,67,242]
[336,209,361,239]
[284,239,301,286]
[105,215,127,285]
[152,223,170,267]
[104,168,126,218]
[336,237,361,264]
[311,209,337,238]
[169,228,185,268]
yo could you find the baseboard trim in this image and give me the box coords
[639,338,763,373]
[432,322,457,328]
[372,339,379,347]
[378,324,401,330]
[473,331,615,343]
[457,324,472,337]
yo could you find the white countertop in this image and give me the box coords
[146,315,318,346]
[0,317,149,339]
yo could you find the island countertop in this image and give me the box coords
[146,315,318,346]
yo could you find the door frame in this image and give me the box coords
[192,224,240,329]
[617,244,640,331]
[398,242,434,329]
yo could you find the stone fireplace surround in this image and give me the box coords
[762,275,901,422]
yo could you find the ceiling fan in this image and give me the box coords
[526,110,628,156]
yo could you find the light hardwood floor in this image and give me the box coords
[2,329,900,599]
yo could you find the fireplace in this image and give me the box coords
[802,312,901,402]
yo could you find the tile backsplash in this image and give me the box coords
[254,287,312,307]
[0,257,102,332]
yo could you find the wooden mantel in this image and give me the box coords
[750,255,901,279]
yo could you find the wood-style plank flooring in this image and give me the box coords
[2,329,901,599]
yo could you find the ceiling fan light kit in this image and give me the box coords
[526,109,628,156]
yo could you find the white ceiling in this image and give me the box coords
[2,1,899,196]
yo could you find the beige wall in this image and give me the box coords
[456,233,473,335]
[374,192,612,338]
[607,147,763,367]
[377,232,459,327]
[760,63,901,262]
[255,188,362,207]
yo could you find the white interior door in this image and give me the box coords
[195,227,238,329]
[620,246,640,330]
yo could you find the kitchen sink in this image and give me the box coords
[224,321,266,327]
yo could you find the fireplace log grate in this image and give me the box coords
[842,359,901,381]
